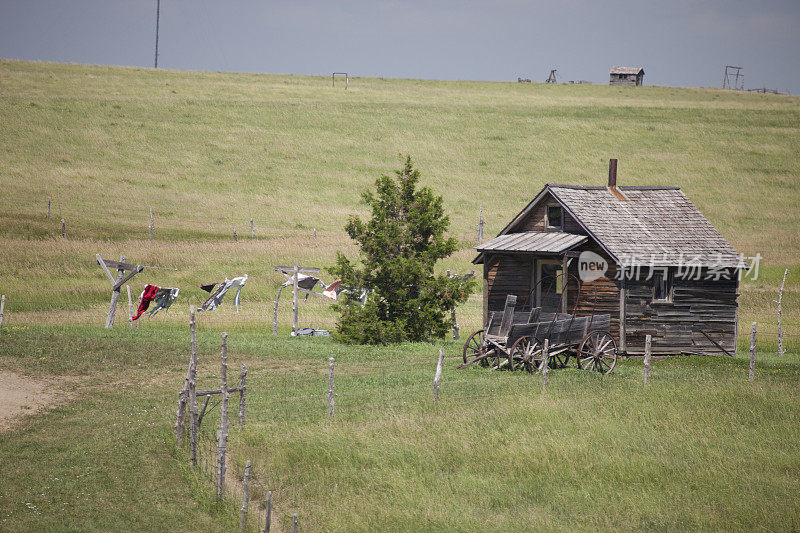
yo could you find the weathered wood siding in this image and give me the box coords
[566,252,621,341]
[624,268,738,354]
[518,192,583,233]
[609,73,644,86]
[485,254,533,313]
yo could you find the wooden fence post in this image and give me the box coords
[328,357,335,418]
[240,460,251,529]
[292,514,298,533]
[433,348,444,402]
[749,322,756,382]
[0,295,5,326]
[175,308,198,445]
[776,269,787,356]
[48,199,51,219]
[250,218,254,238]
[292,265,299,332]
[476,206,484,245]
[541,339,549,390]
[263,491,272,533]
[189,308,199,466]
[239,363,247,426]
[126,285,133,329]
[105,255,126,329]
[217,332,229,499]
[643,334,652,386]
[61,218,66,238]
[234,227,238,242]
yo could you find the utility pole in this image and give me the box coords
[154,0,161,68]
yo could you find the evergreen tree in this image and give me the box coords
[330,156,475,344]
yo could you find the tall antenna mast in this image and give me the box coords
[154,0,161,68]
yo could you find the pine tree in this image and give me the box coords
[330,156,474,344]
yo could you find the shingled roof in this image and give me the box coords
[610,66,644,75]
[487,184,741,268]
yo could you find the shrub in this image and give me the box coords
[330,156,474,344]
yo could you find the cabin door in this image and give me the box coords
[536,259,562,312]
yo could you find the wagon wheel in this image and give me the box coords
[463,329,488,366]
[509,336,542,373]
[546,348,569,369]
[577,331,617,375]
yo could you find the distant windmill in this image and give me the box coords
[546,69,557,84]
[722,65,743,90]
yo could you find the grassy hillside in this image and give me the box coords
[0,59,798,333]
[1,60,800,531]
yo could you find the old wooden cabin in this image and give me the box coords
[473,160,743,355]
[609,66,645,86]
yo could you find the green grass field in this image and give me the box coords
[1,59,799,531]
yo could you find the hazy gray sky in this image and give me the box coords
[2,1,799,92]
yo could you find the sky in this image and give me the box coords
[1,0,799,93]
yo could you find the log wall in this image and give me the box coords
[485,254,533,313]
[624,268,738,354]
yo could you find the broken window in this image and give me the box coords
[652,270,673,303]
[547,205,563,229]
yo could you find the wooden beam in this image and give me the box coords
[196,386,243,397]
[619,279,627,353]
[105,255,126,329]
[99,258,140,272]
[113,265,144,290]
[96,253,117,285]
[292,265,299,331]
[561,255,568,314]
[274,265,320,274]
[700,330,733,357]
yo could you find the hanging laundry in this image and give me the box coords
[200,283,217,293]
[147,287,179,317]
[133,284,160,320]
[198,274,248,313]
[322,279,343,300]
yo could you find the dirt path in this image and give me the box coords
[0,370,59,432]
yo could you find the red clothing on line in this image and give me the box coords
[133,284,160,320]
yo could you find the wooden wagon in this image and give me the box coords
[459,275,618,374]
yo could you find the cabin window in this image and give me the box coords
[547,205,563,229]
[652,270,673,303]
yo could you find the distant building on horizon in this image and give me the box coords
[610,67,645,86]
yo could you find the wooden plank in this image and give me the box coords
[561,255,568,313]
[748,322,756,382]
[98,258,140,272]
[619,279,627,353]
[292,265,299,331]
[96,253,117,285]
[217,332,229,499]
[274,265,320,274]
[700,330,734,357]
[327,357,335,418]
[196,386,243,397]
[113,265,144,290]
[433,348,443,402]
[105,255,126,329]
[498,295,517,338]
